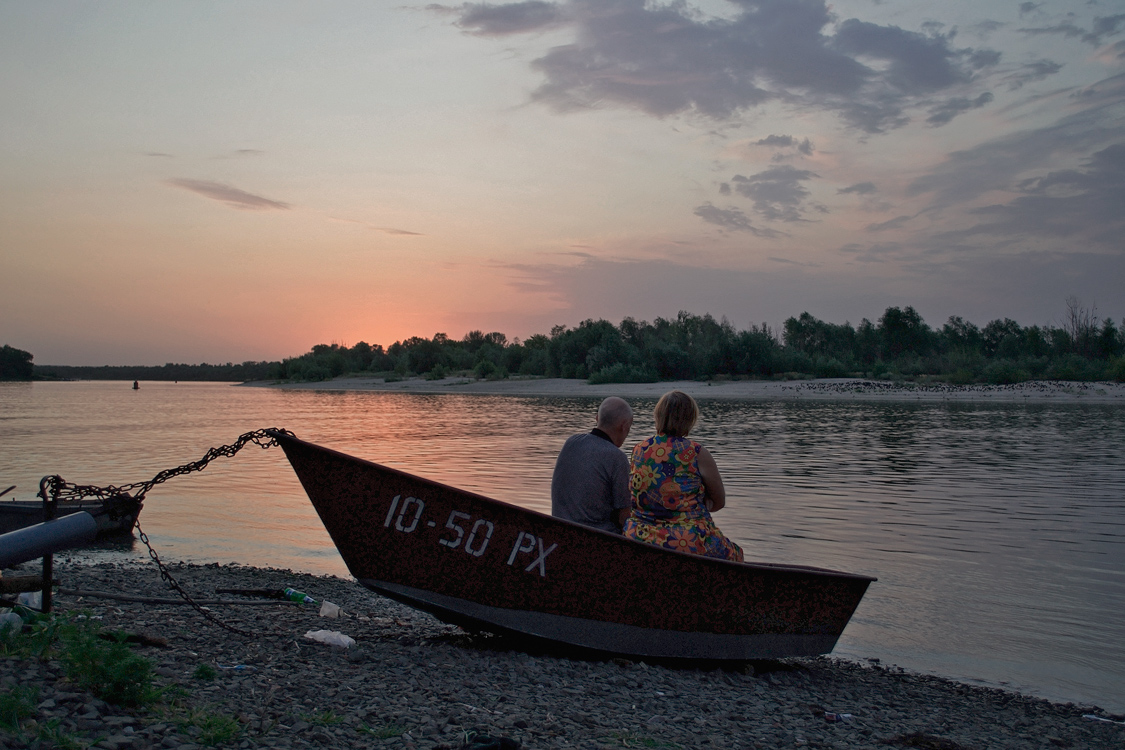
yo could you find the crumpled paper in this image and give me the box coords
[303,629,356,648]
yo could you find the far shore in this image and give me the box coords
[243,375,1125,403]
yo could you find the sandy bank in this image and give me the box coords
[3,561,1122,750]
[245,376,1125,403]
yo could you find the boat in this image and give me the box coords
[0,495,141,537]
[271,430,875,661]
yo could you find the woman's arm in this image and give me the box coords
[697,446,727,512]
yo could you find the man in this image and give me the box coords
[551,396,633,533]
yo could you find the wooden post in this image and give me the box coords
[42,494,55,614]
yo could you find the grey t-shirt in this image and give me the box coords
[550,430,631,533]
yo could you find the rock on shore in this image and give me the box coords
[2,561,1121,749]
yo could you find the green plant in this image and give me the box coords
[58,621,156,706]
[424,363,449,380]
[1109,355,1125,382]
[34,718,82,750]
[305,709,343,726]
[193,663,217,680]
[0,685,37,731]
[178,708,242,746]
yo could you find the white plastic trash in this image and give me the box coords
[0,612,23,636]
[318,601,342,618]
[303,629,356,648]
[17,591,42,609]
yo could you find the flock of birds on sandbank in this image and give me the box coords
[778,379,1121,398]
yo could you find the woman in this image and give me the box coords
[623,390,744,562]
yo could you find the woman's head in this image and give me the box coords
[654,390,699,437]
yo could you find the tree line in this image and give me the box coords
[272,299,1125,385]
[13,299,1125,384]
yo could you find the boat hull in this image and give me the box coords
[0,500,139,537]
[272,431,874,661]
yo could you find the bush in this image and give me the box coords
[473,360,508,380]
[983,359,1030,385]
[813,357,848,378]
[1110,356,1125,383]
[424,363,449,380]
[587,363,660,384]
[1045,354,1103,381]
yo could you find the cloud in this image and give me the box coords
[165,178,290,211]
[693,203,780,237]
[832,20,972,94]
[443,0,998,133]
[906,73,1125,209]
[866,215,912,232]
[756,134,794,147]
[755,134,814,154]
[1001,59,1063,91]
[145,152,174,158]
[1019,13,1125,47]
[327,215,423,235]
[730,165,820,222]
[838,182,877,195]
[935,142,1125,250]
[926,91,994,126]
[453,1,565,35]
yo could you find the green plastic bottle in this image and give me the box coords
[283,587,317,605]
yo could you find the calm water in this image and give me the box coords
[2,381,1123,713]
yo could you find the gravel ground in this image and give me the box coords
[2,561,1122,750]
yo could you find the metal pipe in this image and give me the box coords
[0,512,98,569]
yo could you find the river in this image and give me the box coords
[2,380,1123,713]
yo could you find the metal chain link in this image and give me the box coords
[39,428,295,636]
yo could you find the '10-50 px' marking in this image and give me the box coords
[383,494,557,577]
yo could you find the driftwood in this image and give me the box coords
[56,588,301,606]
[0,575,58,594]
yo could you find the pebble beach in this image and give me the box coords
[3,561,1123,750]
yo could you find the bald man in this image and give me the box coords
[550,396,634,534]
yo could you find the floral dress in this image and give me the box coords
[623,435,744,562]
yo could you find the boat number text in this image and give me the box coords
[383,495,557,577]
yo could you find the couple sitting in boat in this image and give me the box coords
[550,391,744,562]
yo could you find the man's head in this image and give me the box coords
[596,396,633,447]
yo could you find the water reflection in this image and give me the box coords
[1,382,1122,712]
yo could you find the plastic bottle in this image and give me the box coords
[283,588,317,605]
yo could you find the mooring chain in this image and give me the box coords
[135,521,259,637]
[38,428,293,505]
[39,428,295,636]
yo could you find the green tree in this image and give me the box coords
[877,306,931,359]
[0,345,34,380]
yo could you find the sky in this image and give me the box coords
[1,0,1123,366]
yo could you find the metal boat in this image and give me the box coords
[0,497,140,537]
[271,430,875,661]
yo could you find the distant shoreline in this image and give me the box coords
[244,376,1125,403]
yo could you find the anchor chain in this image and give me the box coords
[39,428,296,636]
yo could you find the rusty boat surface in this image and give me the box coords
[272,430,875,661]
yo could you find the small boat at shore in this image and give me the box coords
[0,495,141,537]
[271,430,875,661]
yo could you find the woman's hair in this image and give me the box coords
[654,390,699,437]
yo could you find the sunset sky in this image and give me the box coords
[2,0,1123,366]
